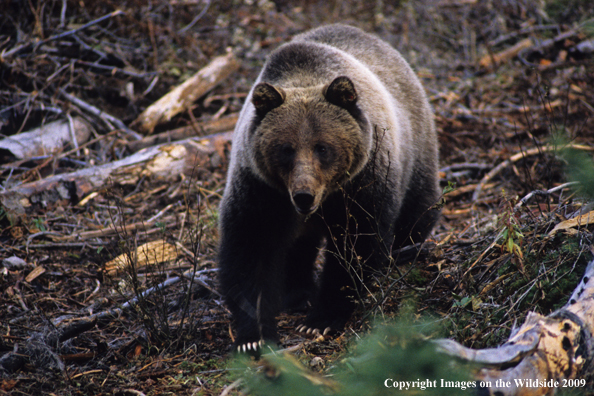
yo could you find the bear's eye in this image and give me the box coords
[314,144,328,156]
[281,145,295,157]
[276,144,295,165]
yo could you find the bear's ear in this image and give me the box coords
[324,76,357,110]
[252,82,285,116]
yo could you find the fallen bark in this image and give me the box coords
[549,210,594,236]
[105,239,179,276]
[132,52,240,134]
[0,132,232,223]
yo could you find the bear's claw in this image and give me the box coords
[296,325,331,336]
[236,339,265,355]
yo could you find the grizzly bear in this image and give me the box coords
[218,24,440,354]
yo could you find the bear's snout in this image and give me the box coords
[292,191,317,215]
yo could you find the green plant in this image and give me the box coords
[31,217,46,232]
[545,0,594,24]
[580,18,594,36]
[559,147,594,200]
[497,192,524,270]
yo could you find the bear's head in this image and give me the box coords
[250,76,370,216]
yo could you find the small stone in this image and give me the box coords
[310,356,324,368]
[2,256,28,270]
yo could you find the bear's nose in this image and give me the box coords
[292,192,315,214]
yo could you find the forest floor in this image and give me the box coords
[1,1,594,395]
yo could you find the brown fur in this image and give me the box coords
[251,82,366,214]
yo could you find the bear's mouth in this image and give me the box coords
[291,191,319,215]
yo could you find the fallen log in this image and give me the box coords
[0,132,232,223]
[127,113,237,152]
[480,38,533,69]
[132,52,240,134]
[0,116,92,161]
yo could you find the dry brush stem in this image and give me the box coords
[0,267,218,374]
[132,52,240,134]
[60,90,143,140]
[436,257,594,395]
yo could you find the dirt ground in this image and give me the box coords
[1,0,594,395]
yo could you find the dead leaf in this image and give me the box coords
[1,379,18,392]
[25,265,46,283]
[549,210,594,235]
[539,58,552,66]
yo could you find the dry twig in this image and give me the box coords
[472,144,594,203]
[59,90,142,140]
[514,182,580,212]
